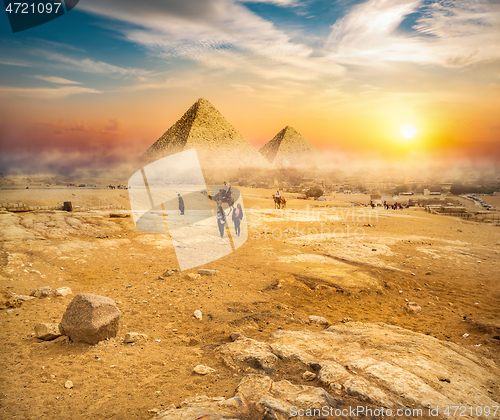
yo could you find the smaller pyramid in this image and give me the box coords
[259,126,321,166]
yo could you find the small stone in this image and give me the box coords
[13,294,35,302]
[341,317,352,323]
[329,383,342,391]
[193,365,215,375]
[230,332,243,341]
[123,332,148,344]
[65,380,73,389]
[194,310,202,320]
[55,287,72,297]
[198,269,219,276]
[163,269,180,277]
[148,408,159,414]
[184,273,201,281]
[30,286,53,298]
[308,315,329,326]
[406,302,421,314]
[302,371,316,381]
[35,323,63,340]
[399,290,403,294]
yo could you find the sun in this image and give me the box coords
[401,124,417,139]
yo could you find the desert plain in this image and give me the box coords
[0,186,499,419]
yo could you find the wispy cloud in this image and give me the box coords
[33,75,83,85]
[38,50,153,78]
[79,0,344,82]
[325,0,500,68]
[236,0,299,6]
[0,86,102,99]
[0,59,31,67]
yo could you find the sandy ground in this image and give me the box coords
[1,187,499,419]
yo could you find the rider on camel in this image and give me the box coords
[275,190,281,200]
[223,181,232,199]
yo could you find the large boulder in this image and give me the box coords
[59,294,121,344]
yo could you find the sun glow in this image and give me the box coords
[401,124,417,139]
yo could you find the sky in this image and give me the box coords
[0,0,499,175]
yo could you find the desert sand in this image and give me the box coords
[1,186,499,419]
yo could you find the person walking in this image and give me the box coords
[232,203,243,236]
[178,193,185,215]
[216,205,227,242]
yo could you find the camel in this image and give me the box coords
[273,196,286,209]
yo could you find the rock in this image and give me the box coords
[163,269,180,277]
[0,289,23,309]
[35,323,63,340]
[193,309,202,320]
[216,336,279,373]
[55,287,72,297]
[197,269,219,276]
[64,380,73,389]
[230,332,242,341]
[302,371,317,381]
[193,365,215,375]
[269,323,499,410]
[109,213,130,218]
[30,286,53,298]
[155,373,341,420]
[59,294,121,345]
[124,332,148,344]
[308,315,329,326]
[184,273,201,281]
[13,294,35,302]
[406,302,421,314]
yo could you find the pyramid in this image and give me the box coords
[141,98,268,169]
[259,126,321,166]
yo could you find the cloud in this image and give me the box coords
[33,75,83,85]
[236,0,299,6]
[325,0,500,68]
[0,60,31,67]
[79,0,344,82]
[39,51,153,78]
[0,86,102,99]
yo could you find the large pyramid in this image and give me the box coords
[141,98,268,169]
[259,126,321,166]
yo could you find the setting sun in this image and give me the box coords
[401,124,417,139]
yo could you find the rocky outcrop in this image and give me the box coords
[162,322,499,419]
[59,294,121,345]
[155,374,341,420]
